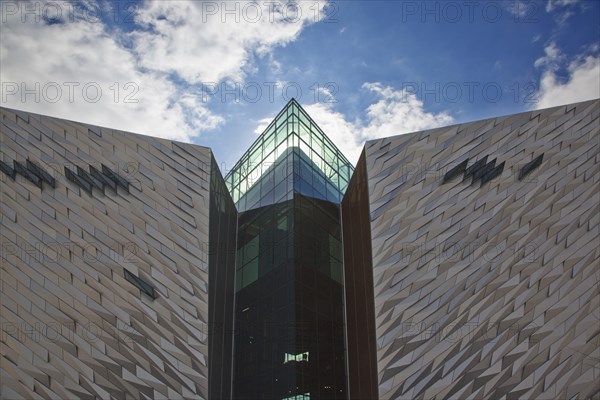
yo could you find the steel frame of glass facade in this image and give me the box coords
[225,99,353,399]
[225,99,353,212]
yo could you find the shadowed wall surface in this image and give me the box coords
[341,151,378,399]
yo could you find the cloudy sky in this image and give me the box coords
[1,0,599,169]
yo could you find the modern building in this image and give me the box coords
[225,101,352,399]
[0,98,598,400]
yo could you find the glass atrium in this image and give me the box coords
[226,99,352,399]
[225,99,354,212]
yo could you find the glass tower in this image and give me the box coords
[225,99,354,399]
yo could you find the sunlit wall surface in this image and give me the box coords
[0,107,217,399]
[345,99,600,399]
[3,98,598,400]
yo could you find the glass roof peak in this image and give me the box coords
[225,99,354,210]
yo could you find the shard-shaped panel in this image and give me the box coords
[0,107,236,399]
[348,99,600,399]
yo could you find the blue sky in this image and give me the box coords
[1,0,598,169]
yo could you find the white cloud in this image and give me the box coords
[132,1,327,84]
[359,83,453,142]
[303,102,359,161]
[545,0,581,24]
[0,0,325,142]
[0,11,214,142]
[533,3,599,109]
[253,117,274,135]
[535,54,600,109]
[534,42,564,69]
[546,0,579,13]
[255,83,454,164]
[506,1,529,18]
[312,84,338,104]
[533,41,600,109]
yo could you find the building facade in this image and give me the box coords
[1,98,599,399]
[0,106,236,399]
[225,101,352,399]
[344,99,600,399]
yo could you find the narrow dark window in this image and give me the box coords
[77,165,104,193]
[90,165,117,192]
[124,269,157,299]
[65,166,93,194]
[0,160,16,180]
[519,154,544,181]
[102,164,129,192]
[471,158,497,183]
[442,158,469,183]
[26,159,56,188]
[14,161,42,189]
[464,156,489,181]
[481,161,505,186]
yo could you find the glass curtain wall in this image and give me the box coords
[227,99,353,399]
[225,99,352,212]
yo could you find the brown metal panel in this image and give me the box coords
[342,150,378,399]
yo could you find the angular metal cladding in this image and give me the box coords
[351,98,600,399]
[1,106,219,399]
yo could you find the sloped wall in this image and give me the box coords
[363,100,599,399]
[1,107,216,399]
[208,154,237,399]
[342,150,378,399]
